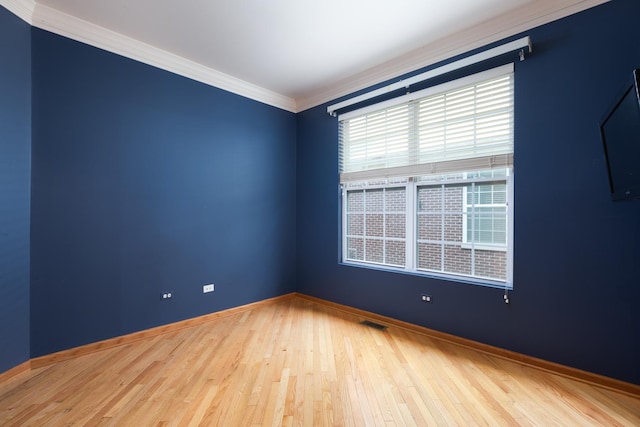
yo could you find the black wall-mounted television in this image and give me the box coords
[600,69,640,201]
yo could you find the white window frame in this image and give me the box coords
[341,170,513,288]
[342,182,408,268]
[461,170,510,252]
[339,64,515,289]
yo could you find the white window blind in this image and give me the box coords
[339,64,514,183]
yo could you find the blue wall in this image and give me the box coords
[30,30,297,357]
[0,7,31,373]
[297,0,640,385]
[2,0,639,386]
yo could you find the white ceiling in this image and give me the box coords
[6,0,608,111]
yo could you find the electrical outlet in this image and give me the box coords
[420,294,432,303]
[161,292,173,300]
[203,284,214,293]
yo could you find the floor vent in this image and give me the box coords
[360,320,388,330]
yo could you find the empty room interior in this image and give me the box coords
[1,0,639,425]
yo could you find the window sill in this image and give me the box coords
[460,243,507,252]
[341,260,512,290]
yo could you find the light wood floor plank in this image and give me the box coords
[0,297,638,426]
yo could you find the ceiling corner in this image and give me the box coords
[0,0,36,24]
[2,0,297,113]
[296,0,611,112]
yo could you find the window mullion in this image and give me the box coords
[440,184,445,272]
[363,190,367,262]
[506,170,514,286]
[406,180,415,271]
[342,186,347,262]
[470,182,476,276]
[382,188,387,264]
[406,101,418,272]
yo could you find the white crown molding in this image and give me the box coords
[296,0,610,112]
[30,3,298,112]
[2,0,609,114]
[0,0,35,23]
[0,0,297,113]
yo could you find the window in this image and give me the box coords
[345,181,408,267]
[339,64,514,287]
[462,169,509,249]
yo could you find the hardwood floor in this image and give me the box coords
[1,297,638,426]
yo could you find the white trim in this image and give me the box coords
[299,0,610,112]
[0,0,297,112]
[342,173,513,287]
[461,170,510,250]
[405,179,415,271]
[0,0,35,23]
[506,171,514,288]
[460,243,508,252]
[341,187,348,263]
[0,0,609,113]
[343,186,408,267]
[341,258,510,289]
[413,267,511,289]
